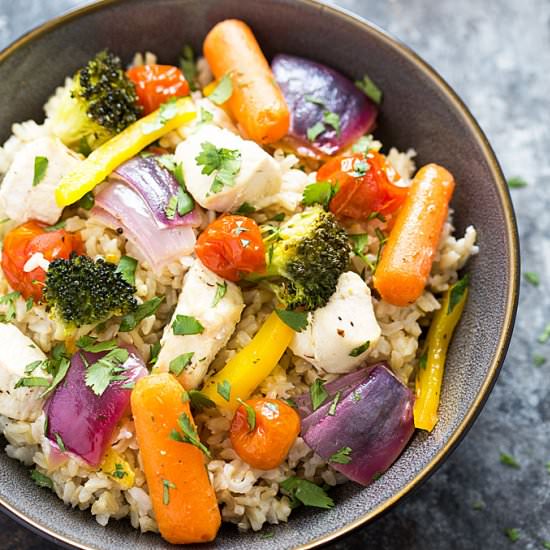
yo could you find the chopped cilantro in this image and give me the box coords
[170,412,211,457]
[119,296,164,332]
[179,44,197,91]
[169,352,194,376]
[305,95,326,107]
[507,177,527,188]
[172,314,204,335]
[0,291,21,322]
[149,341,161,366]
[310,379,328,411]
[472,500,485,511]
[32,156,48,186]
[350,233,370,263]
[188,390,216,412]
[195,141,242,194]
[237,398,256,431]
[538,323,550,344]
[14,376,50,389]
[236,202,256,214]
[24,360,43,374]
[349,340,370,357]
[31,469,53,490]
[208,73,233,105]
[352,134,374,154]
[176,188,194,216]
[212,281,228,307]
[499,452,520,468]
[217,380,231,402]
[306,121,325,142]
[44,220,66,232]
[524,271,540,286]
[115,255,138,286]
[84,347,130,396]
[274,308,309,332]
[162,479,176,505]
[76,337,117,353]
[329,446,352,464]
[327,391,341,416]
[302,181,339,209]
[78,191,95,210]
[141,98,178,134]
[280,477,334,509]
[355,73,382,104]
[322,111,340,134]
[54,432,67,453]
[200,107,214,123]
[533,353,546,367]
[448,274,470,314]
[111,463,127,479]
[504,528,520,542]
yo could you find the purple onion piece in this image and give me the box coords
[45,346,147,467]
[272,54,378,157]
[113,156,201,229]
[301,364,414,486]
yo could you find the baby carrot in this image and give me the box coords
[131,373,220,544]
[373,164,455,306]
[203,19,290,144]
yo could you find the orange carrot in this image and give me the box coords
[131,373,220,544]
[203,19,290,144]
[373,164,455,306]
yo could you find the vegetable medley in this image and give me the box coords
[0,18,474,545]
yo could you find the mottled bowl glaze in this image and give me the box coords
[0,0,519,548]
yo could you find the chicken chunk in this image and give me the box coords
[156,259,244,389]
[0,323,48,421]
[174,124,281,212]
[290,271,381,373]
[0,136,81,225]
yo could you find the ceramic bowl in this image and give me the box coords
[0,0,519,548]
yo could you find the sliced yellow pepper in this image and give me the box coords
[55,97,196,207]
[413,275,469,431]
[100,448,135,490]
[202,311,294,410]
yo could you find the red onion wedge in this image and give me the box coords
[44,346,147,467]
[299,364,414,485]
[93,180,196,272]
[272,54,378,157]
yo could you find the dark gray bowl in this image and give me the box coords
[0,0,519,548]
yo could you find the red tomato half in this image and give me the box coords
[195,215,266,281]
[1,221,84,301]
[127,64,190,115]
[318,151,409,221]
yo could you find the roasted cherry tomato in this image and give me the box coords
[230,398,300,470]
[195,215,265,281]
[317,150,408,220]
[1,221,84,301]
[127,64,190,115]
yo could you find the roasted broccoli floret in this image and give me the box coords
[262,205,351,310]
[49,50,141,152]
[44,254,138,328]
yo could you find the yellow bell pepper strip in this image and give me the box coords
[202,311,294,410]
[413,275,469,431]
[55,97,196,207]
[100,448,135,490]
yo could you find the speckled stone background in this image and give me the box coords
[0,0,545,549]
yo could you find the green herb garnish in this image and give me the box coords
[84,347,130,396]
[169,412,211,457]
[195,141,242,194]
[172,314,204,335]
[31,469,53,489]
[217,380,231,402]
[119,296,164,332]
[306,121,325,142]
[208,73,233,105]
[32,156,48,186]
[236,202,256,214]
[116,255,138,286]
[349,341,370,357]
[355,73,382,104]
[212,281,228,307]
[310,379,328,411]
[327,391,341,416]
[507,177,527,188]
[499,452,520,468]
[179,45,197,91]
[329,446,352,464]
[448,274,470,314]
[55,432,67,453]
[280,477,334,509]
[162,479,177,505]
[188,389,216,412]
[169,352,194,376]
[302,181,339,210]
[274,308,309,332]
[538,323,550,344]
[78,191,95,210]
[524,271,540,286]
[237,398,256,431]
[504,528,520,542]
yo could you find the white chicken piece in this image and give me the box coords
[0,323,49,421]
[290,271,381,373]
[0,136,81,225]
[156,259,244,389]
[174,124,281,212]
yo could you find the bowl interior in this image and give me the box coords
[0,0,517,548]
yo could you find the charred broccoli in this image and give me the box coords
[261,205,351,310]
[49,50,141,152]
[44,254,138,328]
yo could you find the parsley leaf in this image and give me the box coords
[14,377,50,388]
[538,323,550,344]
[208,73,233,105]
[310,379,328,411]
[306,121,325,142]
[524,271,540,286]
[156,153,177,173]
[116,255,137,286]
[302,181,339,209]
[111,463,127,479]
[84,347,130,396]
[119,296,164,332]
[448,274,470,314]
[172,314,204,335]
[352,134,374,154]
[78,191,95,210]
[533,353,546,367]
[499,452,520,468]
[149,341,161,366]
[165,195,178,220]
[24,360,42,374]
[280,477,334,509]
[327,391,341,416]
[0,291,21,322]
[350,233,370,264]
[141,98,178,134]
[170,412,211,457]
[322,111,340,134]
[349,340,370,357]
[274,308,309,332]
[195,142,242,194]
[329,446,352,464]
[212,282,228,307]
[507,176,527,188]
[188,389,216,412]
[179,44,197,91]
[32,156,48,186]
[169,352,194,376]
[237,398,256,431]
[25,297,34,311]
[54,432,66,453]
[200,107,213,123]
[176,188,194,216]
[44,220,66,232]
[355,73,382,104]
[217,380,231,402]
[236,202,256,214]
[162,479,176,505]
[504,528,520,542]
[31,469,53,490]
[305,96,326,107]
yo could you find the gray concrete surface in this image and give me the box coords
[0,0,547,549]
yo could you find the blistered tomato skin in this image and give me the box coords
[318,151,409,220]
[127,65,190,115]
[1,221,84,301]
[230,398,301,470]
[195,215,266,281]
